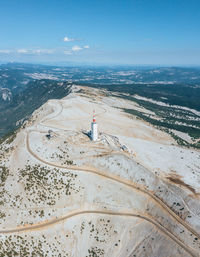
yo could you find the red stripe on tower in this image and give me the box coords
[93,110,96,122]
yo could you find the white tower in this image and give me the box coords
[91,111,98,141]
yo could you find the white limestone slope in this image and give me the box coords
[0,85,200,257]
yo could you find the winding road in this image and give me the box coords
[26,128,200,241]
[2,98,200,257]
[0,209,197,257]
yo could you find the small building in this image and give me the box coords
[91,112,98,141]
[46,130,53,140]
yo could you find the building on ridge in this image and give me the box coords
[91,111,98,141]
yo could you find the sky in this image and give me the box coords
[0,0,200,66]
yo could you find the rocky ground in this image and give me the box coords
[0,85,200,257]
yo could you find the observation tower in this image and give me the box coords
[91,111,98,141]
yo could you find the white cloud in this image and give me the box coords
[63,36,75,42]
[0,45,89,57]
[0,49,12,54]
[72,45,83,52]
[31,49,54,54]
[63,45,90,54]
[16,48,54,55]
[17,49,29,54]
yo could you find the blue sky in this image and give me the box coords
[0,0,200,65]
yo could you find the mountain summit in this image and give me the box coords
[0,86,199,256]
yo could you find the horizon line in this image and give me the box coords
[1,61,200,68]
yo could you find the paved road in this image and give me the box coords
[3,98,199,257]
[27,129,200,242]
[0,209,198,257]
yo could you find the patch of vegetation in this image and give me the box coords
[18,164,81,206]
[0,211,6,219]
[80,221,85,234]
[0,166,10,206]
[0,129,18,158]
[0,234,64,256]
[87,247,105,257]
[0,166,10,184]
[123,108,200,148]
[86,82,200,111]
[0,129,17,145]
